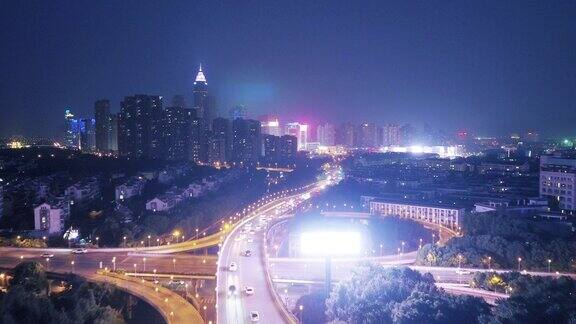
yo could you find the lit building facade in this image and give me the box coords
[285,122,308,151]
[540,154,576,211]
[34,201,70,235]
[370,200,464,230]
[260,115,281,137]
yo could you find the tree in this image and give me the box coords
[325,264,489,324]
[10,261,48,294]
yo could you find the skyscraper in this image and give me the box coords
[94,99,111,152]
[232,118,261,165]
[64,109,81,149]
[79,118,96,152]
[193,64,208,120]
[317,123,336,146]
[118,95,164,159]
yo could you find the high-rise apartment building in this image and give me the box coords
[317,123,336,146]
[209,117,232,164]
[232,118,261,164]
[164,106,193,161]
[189,117,208,163]
[337,123,355,147]
[357,123,378,148]
[117,94,164,159]
[540,154,576,211]
[382,124,401,146]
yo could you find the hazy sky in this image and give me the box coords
[1,1,575,138]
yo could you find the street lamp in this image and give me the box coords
[488,256,492,270]
[298,305,304,323]
[517,257,522,271]
[547,259,552,273]
[45,258,50,271]
[143,258,147,272]
[172,258,176,273]
[173,230,181,244]
[457,254,463,269]
[418,238,423,250]
[148,235,151,247]
[95,236,99,247]
[379,243,383,256]
[71,261,75,273]
[123,236,127,247]
[156,238,160,246]
[432,233,436,245]
[401,241,405,254]
[134,263,137,276]
[112,257,116,271]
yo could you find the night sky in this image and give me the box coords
[1,1,575,138]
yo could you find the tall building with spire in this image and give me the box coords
[193,64,208,119]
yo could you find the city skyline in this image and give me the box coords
[1,1,575,138]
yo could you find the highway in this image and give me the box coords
[216,182,327,324]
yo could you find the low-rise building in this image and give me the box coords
[34,200,70,235]
[65,178,100,204]
[370,199,464,230]
[540,154,576,211]
[115,177,146,202]
[146,195,178,212]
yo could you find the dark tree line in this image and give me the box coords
[416,212,576,271]
[0,261,136,324]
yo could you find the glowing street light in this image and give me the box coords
[172,258,176,273]
[112,257,116,271]
[487,256,492,270]
[70,260,75,273]
[547,259,552,273]
[517,257,522,271]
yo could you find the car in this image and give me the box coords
[249,230,256,235]
[229,262,238,271]
[243,250,252,257]
[247,238,254,243]
[455,269,472,275]
[234,236,243,242]
[244,286,255,295]
[41,252,54,258]
[228,284,237,296]
[72,248,87,254]
[250,311,260,322]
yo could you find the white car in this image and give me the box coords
[250,311,260,322]
[229,262,238,271]
[72,248,87,254]
[41,252,54,258]
[247,238,254,243]
[455,269,472,275]
[244,286,255,295]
